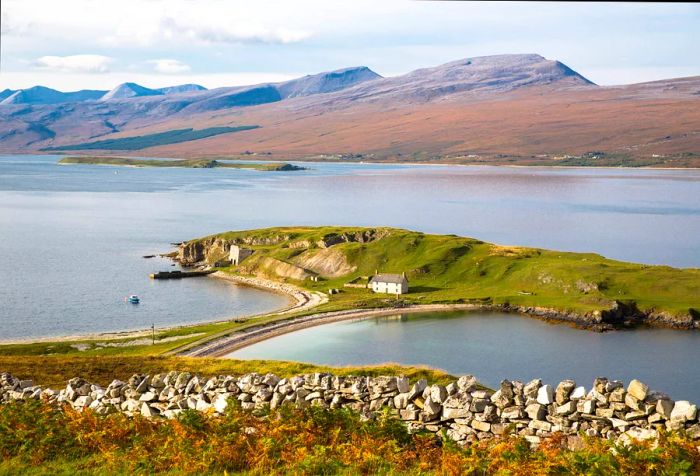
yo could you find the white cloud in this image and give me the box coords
[3,0,316,49]
[1,1,698,90]
[155,17,312,46]
[33,54,113,73]
[97,9,313,47]
[148,59,191,74]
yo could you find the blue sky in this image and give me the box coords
[1,1,699,91]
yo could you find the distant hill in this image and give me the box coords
[101,82,164,100]
[0,54,698,166]
[0,89,16,101]
[156,84,207,95]
[182,66,382,114]
[336,54,594,103]
[0,86,106,105]
[277,66,381,98]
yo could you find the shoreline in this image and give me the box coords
[208,272,328,316]
[175,301,634,358]
[15,152,700,171]
[177,300,700,358]
[0,273,323,346]
[177,304,493,358]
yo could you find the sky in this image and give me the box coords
[1,0,699,91]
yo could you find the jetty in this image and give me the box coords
[149,270,214,280]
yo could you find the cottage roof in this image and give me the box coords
[369,273,408,284]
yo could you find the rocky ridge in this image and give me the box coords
[2,372,698,446]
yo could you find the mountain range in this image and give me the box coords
[1,54,698,166]
[0,82,209,105]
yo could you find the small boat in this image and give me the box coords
[126,295,140,304]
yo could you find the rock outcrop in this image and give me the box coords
[2,372,698,446]
[259,257,312,281]
[316,229,390,248]
[293,248,356,278]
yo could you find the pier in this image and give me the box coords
[149,270,215,280]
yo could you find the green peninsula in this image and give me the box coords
[58,156,305,171]
[180,226,700,329]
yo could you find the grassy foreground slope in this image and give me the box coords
[58,156,303,171]
[185,226,700,326]
[0,355,454,389]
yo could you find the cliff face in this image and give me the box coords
[177,231,304,266]
[178,237,231,265]
[177,229,388,266]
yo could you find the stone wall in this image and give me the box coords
[2,372,698,445]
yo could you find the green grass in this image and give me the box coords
[0,313,298,357]
[57,156,303,171]
[43,126,259,151]
[0,355,456,389]
[195,226,700,319]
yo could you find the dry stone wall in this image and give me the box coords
[2,372,699,445]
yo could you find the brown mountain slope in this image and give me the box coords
[2,54,699,165]
[129,79,700,165]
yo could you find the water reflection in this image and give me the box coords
[229,312,700,401]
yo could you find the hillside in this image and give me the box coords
[101,82,164,100]
[178,227,700,329]
[155,84,207,95]
[45,126,259,151]
[0,86,106,105]
[1,54,698,165]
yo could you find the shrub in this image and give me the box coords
[0,400,699,475]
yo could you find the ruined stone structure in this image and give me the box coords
[229,245,254,265]
[2,371,698,446]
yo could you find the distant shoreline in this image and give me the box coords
[11,152,700,171]
[57,156,306,171]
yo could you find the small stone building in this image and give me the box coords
[369,273,408,295]
[229,245,254,265]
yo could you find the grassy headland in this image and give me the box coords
[58,156,304,171]
[183,226,700,327]
[0,355,455,389]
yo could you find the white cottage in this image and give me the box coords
[369,273,409,295]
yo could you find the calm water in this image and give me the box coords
[228,312,700,401]
[1,154,699,340]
